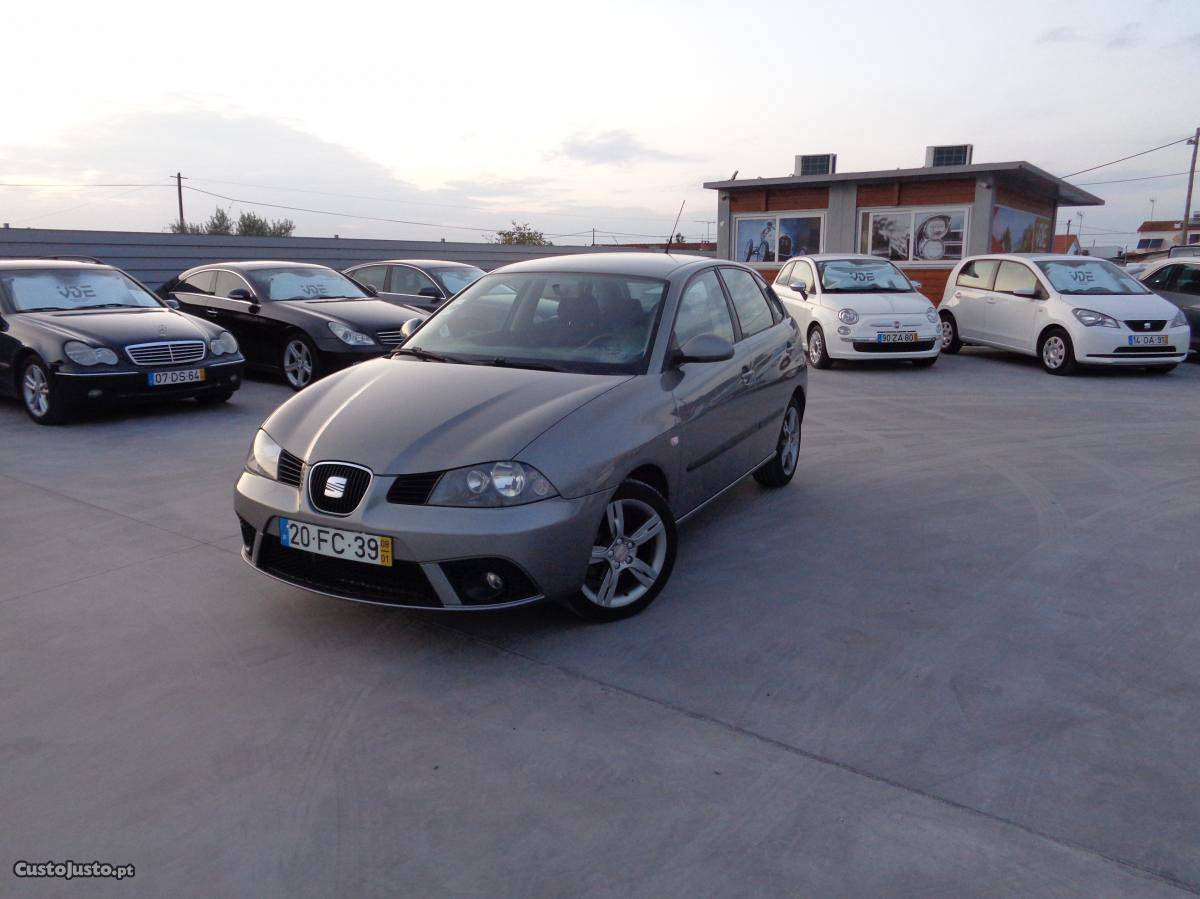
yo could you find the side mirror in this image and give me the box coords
[418,286,442,299]
[400,317,423,338]
[362,284,379,297]
[164,296,181,310]
[1012,287,1040,299]
[789,280,809,298]
[675,333,735,365]
[910,280,923,291]
[228,287,254,301]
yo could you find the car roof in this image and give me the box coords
[494,252,713,278]
[790,253,882,263]
[181,260,334,274]
[959,253,1105,264]
[345,259,483,270]
[0,258,115,271]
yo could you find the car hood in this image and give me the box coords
[821,292,931,314]
[263,357,631,474]
[18,307,216,345]
[277,298,421,331]
[1063,293,1181,319]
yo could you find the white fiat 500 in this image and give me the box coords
[938,254,1191,375]
[773,255,941,368]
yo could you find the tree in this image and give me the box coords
[203,207,234,235]
[490,221,551,246]
[167,221,203,235]
[165,206,293,236]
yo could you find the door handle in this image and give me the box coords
[204,309,219,316]
[739,366,753,384]
[954,291,963,299]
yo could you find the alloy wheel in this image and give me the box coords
[940,320,955,350]
[582,497,668,609]
[283,340,314,388]
[808,330,824,364]
[779,405,800,476]
[1042,335,1066,370]
[22,364,50,418]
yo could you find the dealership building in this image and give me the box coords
[704,146,1104,301]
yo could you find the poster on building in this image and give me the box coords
[867,213,912,260]
[913,210,965,261]
[736,218,776,263]
[777,217,822,261]
[991,205,1051,253]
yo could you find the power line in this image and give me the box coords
[0,182,171,188]
[1074,171,1191,186]
[1061,136,1194,178]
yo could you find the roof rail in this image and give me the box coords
[37,255,106,264]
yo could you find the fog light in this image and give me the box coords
[87,389,102,398]
[485,572,504,591]
[837,325,851,336]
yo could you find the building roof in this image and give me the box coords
[1137,220,1192,232]
[1052,235,1080,253]
[703,161,1104,207]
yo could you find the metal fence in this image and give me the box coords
[0,228,634,288]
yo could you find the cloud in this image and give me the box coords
[1105,23,1142,49]
[1036,26,1081,44]
[1176,32,1200,48]
[556,130,682,166]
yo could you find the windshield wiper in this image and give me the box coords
[482,357,567,373]
[17,306,68,312]
[391,346,459,363]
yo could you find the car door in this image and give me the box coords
[348,264,388,295]
[1145,264,1200,332]
[167,269,217,320]
[988,260,1046,351]
[211,270,272,363]
[947,259,998,340]
[668,268,753,513]
[385,264,445,312]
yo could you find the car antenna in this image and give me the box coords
[665,200,685,254]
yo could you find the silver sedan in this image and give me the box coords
[235,253,806,621]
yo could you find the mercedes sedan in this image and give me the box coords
[236,253,806,621]
[343,259,485,313]
[0,260,244,424]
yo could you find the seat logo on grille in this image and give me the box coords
[324,476,348,499]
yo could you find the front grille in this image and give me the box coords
[238,516,256,551]
[256,533,440,607]
[308,462,372,515]
[1108,345,1178,355]
[277,450,304,488]
[376,330,405,348]
[125,340,207,366]
[1124,320,1166,333]
[852,339,938,354]
[386,471,443,505]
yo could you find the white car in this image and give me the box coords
[772,255,941,368]
[938,254,1190,375]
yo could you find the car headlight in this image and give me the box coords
[837,308,859,325]
[328,321,375,346]
[209,331,239,356]
[427,461,558,507]
[245,429,282,480]
[63,340,118,366]
[1072,308,1120,328]
[1171,309,1187,328]
[925,306,939,324]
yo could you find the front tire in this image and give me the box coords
[1039,328,1077,375]
[807,324,834,369]
[939,313,962,354]
[282,335,320,391]
[754,397,802,487]
[21,357,68,425]
[565,481,677,622]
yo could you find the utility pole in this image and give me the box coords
[1181,126,1199,247]
[174,172,186,232]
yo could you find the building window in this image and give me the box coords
[1135,238,1165,250]
[858,208,967,263]
[990,205,1051,253]
[734,213,823,264]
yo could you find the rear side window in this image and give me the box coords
[352,265,388,290]
[993,262,1039,295]
[956,259,998,289]
[178,271,216,294]
[720,267,774,338]
[671,270,735,347]
[1175,265,1200,296]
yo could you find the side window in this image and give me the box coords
[793,260,817,291]
[391,265,440,296]
[214,271,252,299]
[993,261,1040,295]
[720,267,774,338]
[1143,265,1178,290]
[671,270,735,349]
[1175,266,1200,296]
[956,259,998,290]
[178,270,216,295]
[351,265,388,290]
[751,270,784,323]
[775,262,795,286]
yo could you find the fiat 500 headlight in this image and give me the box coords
[245,429,283,480]
[209,331,239,355]
[1171,309,1187,328]
[837,308,859,325]
[1072,308,1120,328]
[925,307,939,324]
[427,461,558,507]
[328,321,375,346]
[63,340,118,366]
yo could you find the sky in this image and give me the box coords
[1,0,1198,248]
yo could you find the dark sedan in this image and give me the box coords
[343,259,485,313]
[1140,259,1200,360]
[0,260,244,424]
[161,262,423,390]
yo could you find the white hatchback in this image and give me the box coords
[773,255,941,368]
[938,254,1190,375]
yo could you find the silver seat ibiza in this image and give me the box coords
[235,253,806,621]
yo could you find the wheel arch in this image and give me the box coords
[626,463,669,502]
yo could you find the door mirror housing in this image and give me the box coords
[788,280,809,298]
[1012,287,1040,299]
[417,286,442,299]
[227,287,254,301]
[910,280,923,291]
[362,283,379,297]
[400,317,424,338]
[164,296,181,310]
[674,333,735,365]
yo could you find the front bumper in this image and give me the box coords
[54,358,244,403]
[830,317,940,359]
[234,470,611,610]
[1077,325,1191,365]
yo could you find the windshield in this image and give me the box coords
[1036,259,1151,296]
[430,266,485,297]
[818,258,914,293]
[404,271,669,374]
[246,267,370,301]
[0,268,162,312]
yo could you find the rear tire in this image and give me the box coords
[564,480,677,623]
[1039,328,1077,375]
[754,397,802,487]
[20,357,69,425]
[939,313,962,354]
[807,324,834,369]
